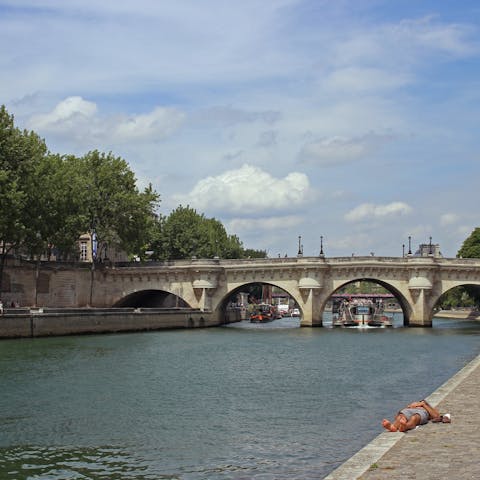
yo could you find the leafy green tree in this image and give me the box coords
[242,248,267,259]
[155,205,206,259]
[25,154,88,260]
[79,150,159,260]
[150,205,265,260]
[458,228,480,258]
[0,105,48,294]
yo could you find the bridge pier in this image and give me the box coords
[407,272,434,327]
[407,290,433,327]
[299,287,323,327]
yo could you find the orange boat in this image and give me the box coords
[250,304,274,323]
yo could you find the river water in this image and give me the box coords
[1,315,479,479]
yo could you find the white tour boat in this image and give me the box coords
[332,298,393,328]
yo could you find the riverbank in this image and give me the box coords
[0,308,240,338]
[435,308,480,320]
[324,353,480,479]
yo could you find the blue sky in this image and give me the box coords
[1,0,479,257]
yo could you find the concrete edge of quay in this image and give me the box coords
[323,352,480,480]
[0,308,242,339]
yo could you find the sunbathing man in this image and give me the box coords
[382,399,442,432]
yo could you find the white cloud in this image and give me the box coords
[112,107,185,142]
[174,164,311,214]
[2,3,479,260]
[299,132,394,165]
[228,215,304,233]
[27,97,185,145]
[332,15,476,71]
[392,16,477,57]
[28,96,97,130]
[440,213,460,226]
[345,202,412,222]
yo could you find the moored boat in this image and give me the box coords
[250,303,275,323]
[332,298,393,328]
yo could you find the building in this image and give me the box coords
[414,243,442,258]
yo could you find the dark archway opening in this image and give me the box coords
[323,279,409,327]
[220,282,300,326]
[113,289,190,308]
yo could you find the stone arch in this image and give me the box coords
[113,289,192,308]
[431,281,480,313]
[322,277,412,326]
[212,280,302,318]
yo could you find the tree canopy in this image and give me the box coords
[0,106,162,296]
[458,228,480,258]
[149,205,266,260]
[0,104,265,291]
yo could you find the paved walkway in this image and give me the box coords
[325,353,480,480]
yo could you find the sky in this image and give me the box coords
[1,0,480,258]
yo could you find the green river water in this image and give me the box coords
[1,315,479,479]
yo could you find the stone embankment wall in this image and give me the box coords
[434,309,480,320]
[1,260,92,308]
[0,308,242,339]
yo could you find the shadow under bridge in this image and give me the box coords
[113,289,191,308]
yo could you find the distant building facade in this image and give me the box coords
[414,243,442,258]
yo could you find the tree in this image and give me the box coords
[78,150,159,260]
[154,205,206,260]
[150,205,267,260]
[25,154,89,260]
[458,228,480,258]
[242,248,267,259]
[0,105,48,294]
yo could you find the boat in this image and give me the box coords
[332,298,393,328]
[276,303,290,317]
[250,303,275,323]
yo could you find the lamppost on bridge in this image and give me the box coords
[429,236,433,255]
[408,236,412,256]
[319,236,325,257]
[402,244,405,257]
[297,235,303,257]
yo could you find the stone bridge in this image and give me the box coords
[3,256,480,326]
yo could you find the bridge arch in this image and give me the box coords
[214,281,302,320]
[113,289,192,308]
[432,282,480,313]
[321,277,412,326]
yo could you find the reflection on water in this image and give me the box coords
[0,315,479,479]
[0,445,163,480]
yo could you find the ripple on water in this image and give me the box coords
[0,315,479,479]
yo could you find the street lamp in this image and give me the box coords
[319,236,324,257]
[297,235,302,256]
[408,236,412,255]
